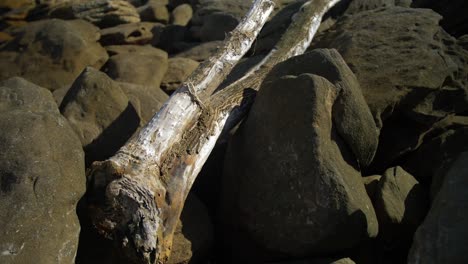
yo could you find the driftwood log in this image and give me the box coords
[85,0,342,263]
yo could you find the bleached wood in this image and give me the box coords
[86,1,275,263]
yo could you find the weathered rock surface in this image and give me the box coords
[0,77,85,263]
[155,24,190,53]
[99,22,161,45]
[71,0,141,28]
[265,49,379,168]
[344,0,411,14]
[221,73,378,259]
[408,151,468,264]
[161,57,199,94]
[374,167,428,249]
[363,175,381,201]
[105,44,167,57]
[60,67,139,164]
[171,4,192,26]
[191,12,238,42]
[103,49,168,87]
[312,7,468,172]
[191,0,252,25]
[0,19,108,91]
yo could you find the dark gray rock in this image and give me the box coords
[312,7,468,172]
[374,167,428,249]
[104,44,167,57]
[72,0,141,28]
[264,49,379,168]
[155,25,190,53]
[0,19,108,91]
[103,49,168,87]
[191,12,238,42]
[60,67,139,164]
[221,73,378,259]
[0,77,85,264]
[408,151,468,264]
[99,22,162,45]
[363,175,381,201]
[161,57,199,94]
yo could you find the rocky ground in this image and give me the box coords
[0,0,467,263]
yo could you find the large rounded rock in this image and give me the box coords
[264,49,379,168]
[374,167,428,249]
[99,22,162,45]
[0,77,85,263]
[103,49,168,87]
[408,151,468,264]
[60,67,139,164]
[0,19,108,91]
[171,4,193,26]
[221,73,378,259]
[174,41,222,62]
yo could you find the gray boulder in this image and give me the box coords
[103,49,168,87]
[0,77,85,264]
[174,41,222,62]
[171,4,193,26]
[0,19,108,91]
[408,152,468,264]
[265,49,379,168]
[60,67,139,164]
[137,0,170,23]
[221,73,378,259]
[99,22,162,45]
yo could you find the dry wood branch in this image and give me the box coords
[86,1,274,263]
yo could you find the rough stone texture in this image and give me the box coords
[161,57,199,94]
[72,0,141,28]
[138,0,170,23]
[0,19,108,91]
[103,49,168,87]
[408,151,468,264]
[344,0,412,14]
[60,67,139,164]
[0,0,35,10]
[0,77,85,264]
[171,4,192,26]
[374,167,428,249]
[312,7,468,172]
[191,0,252,25]
[265,49,379,168]
[99,22,162,45]
[174,41,222,61]
[221,73,378,260]
[155,25,190,53]
[168,194,214,264]
[118,81,168,124]
[412,0,468,37]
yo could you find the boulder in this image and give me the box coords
[174,41,222,62]
[221,73,378,260]
[344,0,411,14]
[138,0,170,23]
[191,0,252,25]
[362,175,381,201]
[161,57,199,94]
[99,22,162,45]
[311,7,468,172]
[155,25,190,53]
[0,19,108,91]
[71,0,141,28]
[171,4,192,26]
[0,77,85,263]
[191,12,238,42]
[103,49,168,87]
[408,152,468,264]
[60,67,140,165]
[264,49,379,168]
[374,167,428,249]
